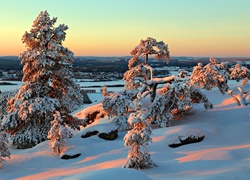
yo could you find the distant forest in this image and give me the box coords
[0,56,250,72]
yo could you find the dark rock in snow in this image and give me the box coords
[81,130,99,138]
[169,135,205,148]
[61,153,81,160]
[98,129,118,140]
[80,90,92,104]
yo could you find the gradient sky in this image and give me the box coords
[0,0,249,57]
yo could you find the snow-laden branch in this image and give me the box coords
[227,87,250,106]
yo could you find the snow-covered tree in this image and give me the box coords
[148,80,212,127]
[102,37,214,169]
[102,89,138,130]
[190,57,229,94]
[229,63,250,85]
[103,38,213,127]
[122,37,171,102]
[226,63,250,106]
[123,93,155,169]
[191,58,250,106]
[128,37,170,69]
[47,111,73,154]
[2,11,82,150]
[0,124,10,167]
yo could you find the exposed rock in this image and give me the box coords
[80,90,92,104]
[81,130,99,138]
[169,135,205,148]
[61,153,81,160]
[98,129,118,140]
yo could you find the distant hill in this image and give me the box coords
[1,56,250,71]
[0,56,22,70]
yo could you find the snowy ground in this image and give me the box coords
[1,84,250,180]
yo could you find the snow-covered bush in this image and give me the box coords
[2,11,82,150]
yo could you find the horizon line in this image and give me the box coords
[1,55,250,58]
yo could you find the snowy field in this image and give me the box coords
[1,82,250,180]
[0,80,124,93]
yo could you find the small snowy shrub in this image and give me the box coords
[123,93,155,169]
[47,111,73,154]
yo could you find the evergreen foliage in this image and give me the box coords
[0,123,10,167]
[2,11,82,151]
[190,57,229,94]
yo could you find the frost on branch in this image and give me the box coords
[2,10,82,149]
[227,87,250,106]
[123,93,156,169]
[0,123,10,168]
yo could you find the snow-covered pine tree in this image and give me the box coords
[229,63,250,85]
[123,37,171,103]
[147,79,212,127]
[123,93,155,169]
[0,123,10,167]
[102,37,214,170]
[128,37,170,69]
[47,111,73,154]
[190,57,229,94]
[2,11,82,150]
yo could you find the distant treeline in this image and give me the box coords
[0,57,22,70]
[1,56,250,72]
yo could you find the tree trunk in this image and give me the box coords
[145,54,148,65]
[149,82,157,103]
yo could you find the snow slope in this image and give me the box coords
[1,86,250,180]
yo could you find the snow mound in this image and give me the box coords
[167,127,205,145]
[74,103,104,119]
[178,127,205,141]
